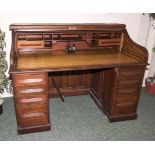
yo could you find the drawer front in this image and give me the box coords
[112,103,137,115]
[116,86,140,96]
[118,66,145,87]
[119,66,144,77]
[17,41,44,49]
[15,95,49,127]
[16,101,48,114]
[118,76,143,86]
[15,94,48,114]
[12,72,47,87]
[116,95,138,105]
[112,86,140,115]
[15,94,48,105]
[18,112,49,127]
[14,85,47,96]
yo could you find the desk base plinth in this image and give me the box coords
[17,124,51,135]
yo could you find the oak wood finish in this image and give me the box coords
[9,23,148,134]
[16,50,138,71]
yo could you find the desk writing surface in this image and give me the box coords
[17,49,138,71]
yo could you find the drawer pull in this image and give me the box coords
[20,88,43,94]
[117,102,135,107]
[21,97,43,103]
[22,112,44,118]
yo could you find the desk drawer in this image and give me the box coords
[12,72,47,87]
[16,100,48,114]
[15,95,49,127]
[118,76,142,86]
[15,95,48,115]
[112,103,137,115]
[17,41,44,49]
[112,94,138,115]
[116,95,138,105]
[14,85,47,96]
[18,112,49,127]
[15,95,48,105]
[119,66,145,77]
[116,86,140,96]
[117,66,145,87]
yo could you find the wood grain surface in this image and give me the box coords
[17,49,138,70]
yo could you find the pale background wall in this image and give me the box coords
[0,13,155,97]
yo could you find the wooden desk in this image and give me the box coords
[9,24,148,134]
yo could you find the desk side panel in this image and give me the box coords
[122,30,148,62]
[90,68,117,114]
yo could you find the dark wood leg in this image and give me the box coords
[51,75,64,102]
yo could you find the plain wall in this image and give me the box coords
[0,13,153,97]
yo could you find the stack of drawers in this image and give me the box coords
[112,66,145,118]
[12,72,51,134]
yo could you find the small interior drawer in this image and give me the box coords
[12,72,47,87]
[97,38,120,47]
[17,41,44,49]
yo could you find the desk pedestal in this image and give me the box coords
[12,72,51,134]
[90,65,145,122]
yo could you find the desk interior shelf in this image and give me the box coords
[16,31,123,54]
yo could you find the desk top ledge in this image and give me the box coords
[9,23,126,30]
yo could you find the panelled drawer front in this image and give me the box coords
[116,86,140,96]
[118,66,145,87]
[118,76,142,86]
[18,112,49,127]
[13,73,47,87]
[15,95,48,105]
[14,85,47,96]
[15,95,48,114]
[112,103,137,115]
[113,94,138,115]
[119,66,144,77]
[113,85,139,115]
[116,95,138,105]
[16,102,48,114]
[15,95,49,127]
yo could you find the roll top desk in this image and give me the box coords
[9,23,148,134]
